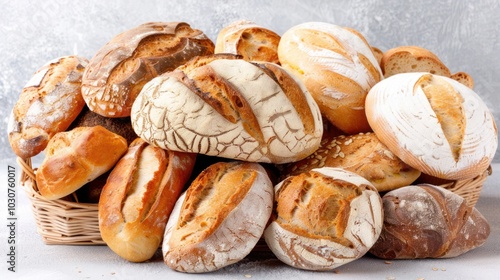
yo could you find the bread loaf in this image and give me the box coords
[264,167,383,271]
[279,132,421,192]
[215,20,281,64]
[162,161,273,273]
[131,54,323,164]
[8,55,88,159]
[82,22,215,118]
[365,72,498,180]
[381,46,451,78]
[99,138,196,262]
[450,71,474,89]
[36,126,128,200]
[369,184,490,259]
[278,22,383,134]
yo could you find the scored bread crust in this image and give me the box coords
[35,126,128,200]
[264,167,383,271]
[162,161,273,273]
[98,138,196,262]
[82,22,214,118]
[365,72,498,180]
[131,54,323,164]
[8,55,88,159]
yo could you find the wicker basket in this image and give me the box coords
[17,157,492,246]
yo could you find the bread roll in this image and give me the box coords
[82,22,214,118]
[264,167,383,271]
[450,71,474,89]
[365,72,498,180]
[8,55,88,159]
[131,54,323,164]
[278,22,383,134]
[99,138,196,262]
[36,126,128,200]
[162,161,273,273]
[369,184,490,259]
[381,46,451,78]
[279,132,421,192]
[215,20,280,64]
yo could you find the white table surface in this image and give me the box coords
[1,160,499,280]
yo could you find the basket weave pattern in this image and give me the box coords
[17,157,491,245]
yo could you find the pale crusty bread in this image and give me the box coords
[278,22,383,134]
[370,184,490,259]
[36,126,128,200]
[264,167,383,271]
[162,161,273,272]
[215,20,281,64]
[82,22,214,118]
[131,54,323,164]
[99,138,196,262]
[8,55,88,159]
[278,132,421,192]
[450,71,474,89]
[365,72,498,180]
[381,45,451,78]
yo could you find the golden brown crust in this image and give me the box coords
[36,126,128,200]
[82,22,215,118]
[8,55,88,159]
[450,71,474,89]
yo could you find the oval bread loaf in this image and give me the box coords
[264,167,383,271]
[8,55,88,159]
[369,184,490,259]
[278,22,383,134]
[131,54,323,164]
[82,22,214,118]
[365,72,497,180]
[162,161,274,273]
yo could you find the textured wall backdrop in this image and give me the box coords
[1,0,499,162]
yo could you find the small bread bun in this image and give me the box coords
[264,167,383,271]
[215,20,281,64]
[162,161,273,273]
[278,22,383,134]
[279,132,421,192]
[36,126,128,200]
[366,72,497,180]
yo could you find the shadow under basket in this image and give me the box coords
[17,157,492,246]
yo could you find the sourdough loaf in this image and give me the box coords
[8,55,88,159]
[82,22,214,118]
[278,22,383,134]
[365,72,497,180]
[131,54,323,164]
[162,161,273,272]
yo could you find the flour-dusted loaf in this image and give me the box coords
[82,22,214,118]
[162,161,274,273]
[36,126,128,200]
[365,72,498,180]
[369,184,490,259]
[99,138,196,262]
[264,167,383,271]
[215,20,281,64]
[8,55,88,159]
[131,54,323,164]
[279,132,421,192]
[278,22,383,134]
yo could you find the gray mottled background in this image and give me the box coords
[1,0,499,162]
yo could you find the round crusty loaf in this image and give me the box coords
[278,22,383,134]
[215,20,281,64]
[8,55,88,159]
[365,72,498,180]
[369,184,490,259]
[264,167,383,271]
[82,22,214,118]
[131,54,323,164]
[279,132,421,192]
[36,126,128,200]
[162,161,273,273]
